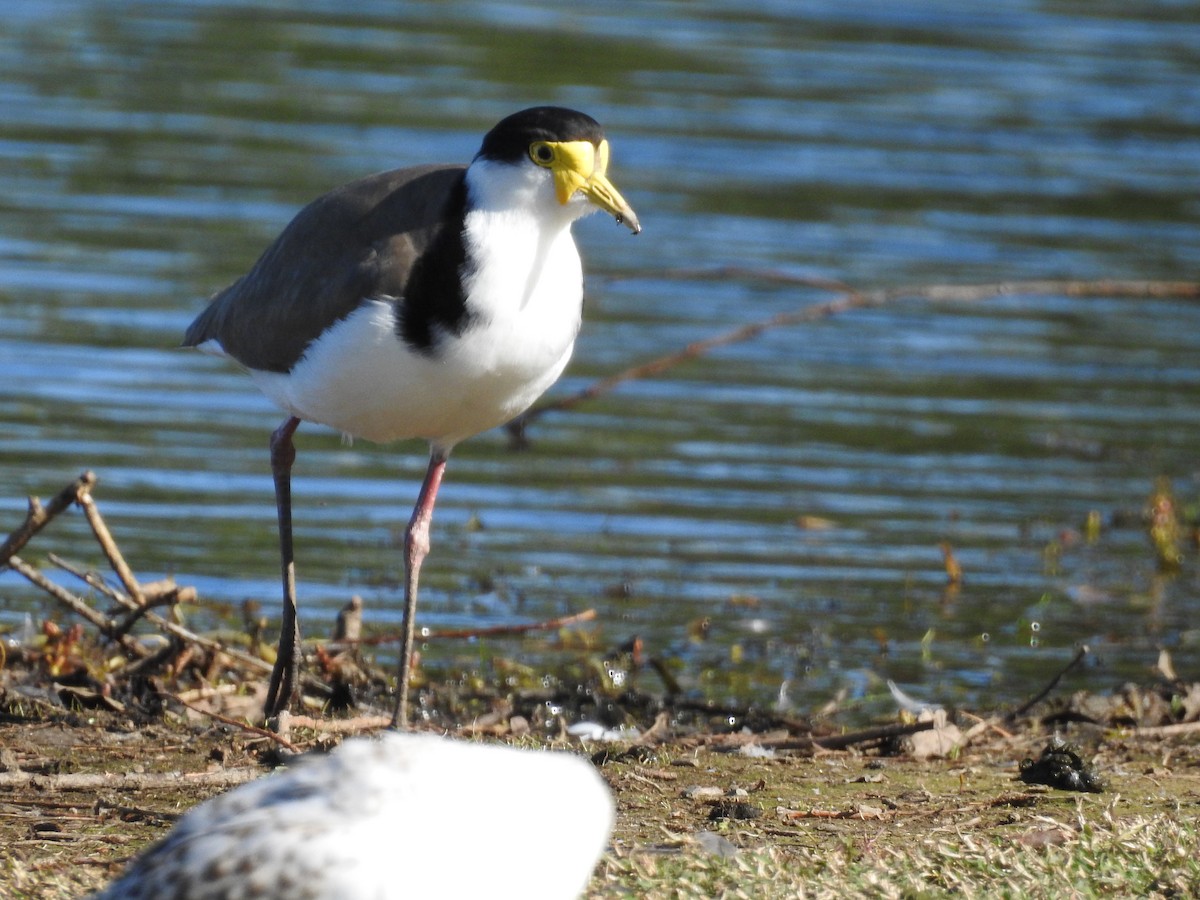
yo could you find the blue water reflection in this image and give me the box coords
[1,0,1197,719]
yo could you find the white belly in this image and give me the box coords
[248,230,583,450]
[249,301,574,448]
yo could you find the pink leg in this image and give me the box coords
[264,416,302,718]
[391,449,448,728]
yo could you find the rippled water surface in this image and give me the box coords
[2,0,1198,718]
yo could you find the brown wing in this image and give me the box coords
[184,164,467,373]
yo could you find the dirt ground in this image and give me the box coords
[2,686,1199,899]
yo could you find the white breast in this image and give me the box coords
[249,161,585,451]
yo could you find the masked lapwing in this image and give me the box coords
[185,107,640,725]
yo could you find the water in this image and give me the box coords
[2,0,1198,720]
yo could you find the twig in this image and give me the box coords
[950,711,1015,751]
[0,471,96,568]
[8,480,327,703]
[879,278,1200,302]
[0,768,263,792]
[75,485,143,604]
[46,553,127,604]
[130,613,275,678]
[600,267,856,291]
[161,692,300,752]
[427,607,597,640]
[46,555,194,638]
[1124,720,1200,739]
[602,269,1200,301]
[32,548,300,686]
[5,555,151,659]
[326,607,598,649]
[280,714,393,735]
[109,585,197,640]
[55,557,276,675]
[172,683,243,703]
[144,617,331,699]
[19,550,281,681]
[812,719,934,751]
[1005,644,1090,723]
[779,806,888,821]
[511,276,1200,438]
[511,289,873,433]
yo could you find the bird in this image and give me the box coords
[90,732,616,900]
[183,107,640,725]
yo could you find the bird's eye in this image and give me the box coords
[529,142,555,166]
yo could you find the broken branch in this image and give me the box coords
[812,719,934,751]
[75,486,143,604]
[0,471,96,568]
[511,276,1199,438]
[325,607,598,650]
[1006,644,1090,723]
[6,555,150,659]
[161,692,300,752]
[0,767,264,792]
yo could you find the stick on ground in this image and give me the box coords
[1006,644,1090,723]
[0,471,97,568]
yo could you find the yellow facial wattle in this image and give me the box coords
[528,138,640,233]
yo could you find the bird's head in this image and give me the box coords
[475,106,640,234]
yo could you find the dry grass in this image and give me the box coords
[2,712,1199,899]
[589,810,1200,898]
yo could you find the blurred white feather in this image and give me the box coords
[91,732,614,900]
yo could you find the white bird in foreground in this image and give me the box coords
[91,733,615,900]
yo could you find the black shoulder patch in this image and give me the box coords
[396,175,473,354]
[183,165,470,372]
